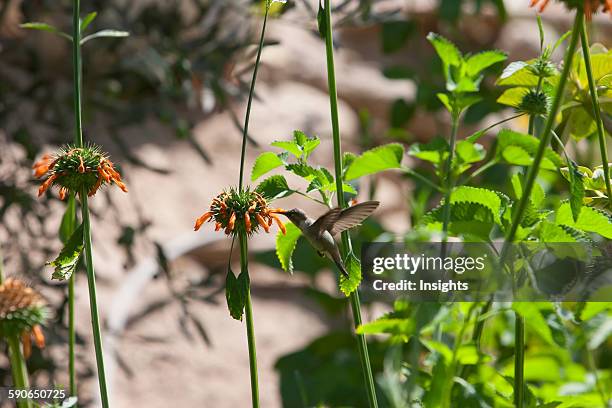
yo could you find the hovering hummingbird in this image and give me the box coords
[279,201,380,277]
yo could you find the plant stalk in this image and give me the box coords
[323,1,378,406]
[238,2,270,190]
[514,313,525,408]
[240,233,260,408]
[500,10,583,263]
[80,188,110,408]
[579,18,612,203]
[8,335,32,408]
[441,113,460,248]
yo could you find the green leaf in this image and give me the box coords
[225,268,250,321]
[251,152,285,181]
[567,161,585,222]
[408,137,449,167]
[20,22,72,41]
[80,29,129,45]
[451,186,504,224]
[339,253,362,296]
[345,143,404,180]
[497,61,539,86]
[255,175,293,200]
[356,318,415,339]
[496,87,529,107]
[59,197,76,244]
[80,12,98,32]
[427,32,462,67]
[47,224,84,281]
[276,222,302,273]
[496,129,562,170]
[317,1,326,39]
[437,93,453,113]
[271,141,302,157]
[512,303,555,346]
[465,50,507,76]
[556,202,612,238]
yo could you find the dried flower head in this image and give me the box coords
[530,0,612,20]
[0,278,48,358]
[33,144,128,199]
[194,188,286,236]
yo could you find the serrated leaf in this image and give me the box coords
[345,143,404,180]
[497,61,538,86]
[408,137,449,166]
[80,12,98,32]
[271,140,302,157]
[556,202,612,238]
[20,22,72,41]
[80,29,129,45]
[450,186,503,224]
[427,32,462,67]
[496,87,529,107]
[465,50,507,76]
[276,222,301,273]
[567,161,585,222]
[47,224,84,281]
[339,253,361,296]
[496,129,562,170]
[251,152,285,181]
[255,175,293,200]
[225,268,249,321]
[59,197,77,244]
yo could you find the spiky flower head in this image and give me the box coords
[0,278,48,358]
[530,0,612,20]
[517,89,551,117]
[194,188,286,237]
[33,144,128,199]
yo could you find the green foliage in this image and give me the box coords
[225,268,250,321]
[339,253,361,297]
[255,175,293,200]
[275,222,301,274]
[47,224,84,281]
[251,152,285,181]
[496,129,562,170]
[345,143,404,180]
[556,202,612,239]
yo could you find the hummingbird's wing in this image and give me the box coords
[311,201,380,237]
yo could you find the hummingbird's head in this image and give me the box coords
[278,208,308,224]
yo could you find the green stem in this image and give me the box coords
[500,10,583,264]
[238,3,270,191]
[441,113,460,253]
[403,168,444,192]
[70,0,83,400]
[80,189,110,408]
[514,313,525,408]
[579,18,612,204]
[240,233,260,408]
[323,2,378,407]
[8,335,32,408]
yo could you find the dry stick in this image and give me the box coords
[323,1,379,407]
[579,18,612,204]
[497,11,583,408]
[236,3,272,407]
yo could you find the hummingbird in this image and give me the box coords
[279,201,380,277]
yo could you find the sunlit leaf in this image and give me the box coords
[276,222,301,273]
[256,175,293,200]
[81,29,129,45]
[251,152,285,181]
[345,143,404,180]
[339,252,361,296]
[47,224,84,281]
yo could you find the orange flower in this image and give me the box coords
[33,145,128,199]
[530,0,612,19]
[0,278,48,359]
[194,188,286,236]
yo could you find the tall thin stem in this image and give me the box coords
[70,0,84,399]
[500,11,583,263]
[8,335,32,408]
[514,313,525,408]
[240,233,259,407]
[238,3,269,191]
[579,18,612,203]
[441,114,460,247]
[80,188,110,408]
[323,2,379,406]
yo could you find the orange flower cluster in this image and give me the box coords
[0,278,47,358]
[33,146,128,199]
[195,189,286,236]
[530,0,612,19]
